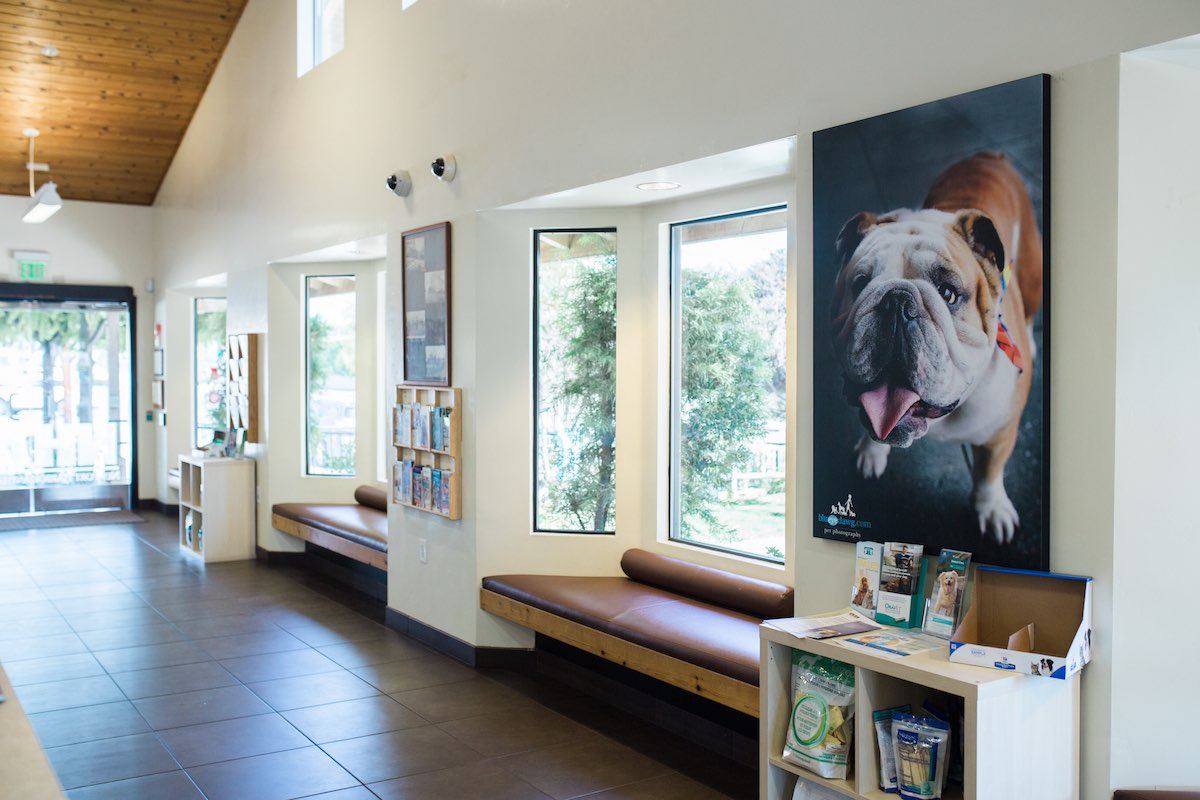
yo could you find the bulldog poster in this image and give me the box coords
[812,75,1050,571]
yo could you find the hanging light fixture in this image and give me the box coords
[21,128,62,224]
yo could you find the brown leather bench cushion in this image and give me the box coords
[621,548,792,619]
[272,501,387,553]
[481,573,763,685]
[354,484,388,512]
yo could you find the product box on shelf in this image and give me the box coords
[949,566,1092,679]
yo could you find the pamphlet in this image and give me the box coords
[922,549,972,639]
[876,542,926,628]
[851,541,882,619]
[837,629,945,659]
[765,608,883,640]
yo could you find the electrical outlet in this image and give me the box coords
[418,538,428,564]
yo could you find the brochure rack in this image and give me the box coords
[392,385,461,520]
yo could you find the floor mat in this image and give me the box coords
[0,510,145,532]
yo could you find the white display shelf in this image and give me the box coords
[178,456,256,562]
[760,622,1080,800]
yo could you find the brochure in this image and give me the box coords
[765,608,883,640]
[851,540,882,619]
[837,629,945,659]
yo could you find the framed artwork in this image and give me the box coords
[153,348,164,376]
[811,75,1050,571]
[402,221,451,386]
[151,378,164,409]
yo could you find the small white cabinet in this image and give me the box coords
[178,456,256,562]
[760,623,1080,800]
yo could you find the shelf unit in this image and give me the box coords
[760,623,1079,800]
[393,385,461,519]
[226,333,259,442]
[178,456,256,562]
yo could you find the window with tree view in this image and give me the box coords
[306,276,356,476]
[194,298,227,448]
[534,230,617,533]
[670,207,787,561]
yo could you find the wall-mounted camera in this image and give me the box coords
[386,170,412,197]
[430,154,457,182]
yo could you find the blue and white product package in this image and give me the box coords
[891,713,951,800]
[873,704,911,792]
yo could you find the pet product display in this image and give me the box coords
[782,652,855,779]
[873,704,911,792]
[891,712,951,800]
[851,540,882,618]
[922,549,971,638]
[876,542,926,627]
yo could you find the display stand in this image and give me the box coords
[226,332,259,442]
[178,455,256,562]
[393,385,461,520]
[760,622,1079,800]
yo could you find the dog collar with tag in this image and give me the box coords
[996,258,1023,372]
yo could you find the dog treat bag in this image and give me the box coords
[891,713,951,800]
[874,704,911,792]
[782,652,855,779]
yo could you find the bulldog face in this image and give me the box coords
[831,208,1005,447]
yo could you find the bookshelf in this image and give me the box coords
[392,385,461,520]
[178,455,256,562]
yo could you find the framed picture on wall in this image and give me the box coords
[401,221,451,387]
[811,75,1050,571]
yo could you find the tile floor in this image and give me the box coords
[0,511,754,799]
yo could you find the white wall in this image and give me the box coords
[147,0,1200,794]
[1111,54,1200,790]
[0,196,156,501]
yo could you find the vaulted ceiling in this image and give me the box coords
[0,0,249,206]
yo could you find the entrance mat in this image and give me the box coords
[0,510,144,532]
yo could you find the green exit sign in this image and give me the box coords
[18,260,46,281]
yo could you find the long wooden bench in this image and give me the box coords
[481,548,793,718]
[272,485,388,570]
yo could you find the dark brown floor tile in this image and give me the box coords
[173,612,282,640]
[15,674,126,714]
[29,700,151,748]
[133,684,273,729]
[0,615,73,641]
[76,622,187,651]
[389,675,540,723]
[577,772,737,800]
[157,712,311,767]
[66,770,205,800]
[186,745,358,800]
[62,605,169,632]
[45,732,181,790]
[368,759,554,800]
[248,668,381,711]
[219,647,343,683]
[351,654,476,694]
[40,581,134,601]
[31,568,117,588]
[437,707,605,758]
[52,593,153,615]
[295,788,379,800]
[4,652,106,686]
[285,617,389,647]
[281,695,428,744]
[0,631,89,661]
[496,738,674,799]
[197,628,309,660]
[153,597,252,622]
[316,634,431,669]
[92,640,211,673]
[320,725,482,784]
[0,598,63,621]
[109,660,239,700]
[258,603,362,631]
[120,572,207,592]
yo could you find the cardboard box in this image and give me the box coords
[949,566,1092,679]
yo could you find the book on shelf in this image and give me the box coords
[413,465,432,509]
[413,403,431,449]
[437,469,452,514]
[394,404,412,447]
[431,469,442,513]
[434,407,452,452]
[393,460,414,505]
[430,408,444,451]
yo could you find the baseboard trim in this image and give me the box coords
[384,607,534,670]
[137,498,178,515]
[255,546,307,566]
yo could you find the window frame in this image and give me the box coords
[532,226,619,535]
[666,204,788,563]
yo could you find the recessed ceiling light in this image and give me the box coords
[636,181,681,191]
[41,45,59,58]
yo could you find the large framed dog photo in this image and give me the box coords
[812,75,1050,571]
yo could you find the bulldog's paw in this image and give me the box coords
[972,481,1019,544]
[855,436,891,478]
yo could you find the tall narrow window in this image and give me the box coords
[194,298,227,448]
[306,275,356,476]
[297,0,344,76]
[670,207,787,561]
[534,229,617,533]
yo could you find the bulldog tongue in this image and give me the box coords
[859,385,921,440]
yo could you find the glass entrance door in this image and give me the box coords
[0,297,134,514]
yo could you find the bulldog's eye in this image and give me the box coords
[938,283,961,306]
[850,274,870,297]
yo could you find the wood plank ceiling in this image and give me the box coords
[0,0,249,206]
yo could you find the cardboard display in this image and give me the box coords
[949,566,1092,679]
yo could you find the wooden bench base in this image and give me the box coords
[272,513,388,571]
[480,587,758,717]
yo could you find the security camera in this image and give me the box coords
[430,154,457,182]
[386,170,412,197]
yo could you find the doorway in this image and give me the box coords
[0,284,137,515]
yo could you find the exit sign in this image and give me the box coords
[10,250,50,281]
